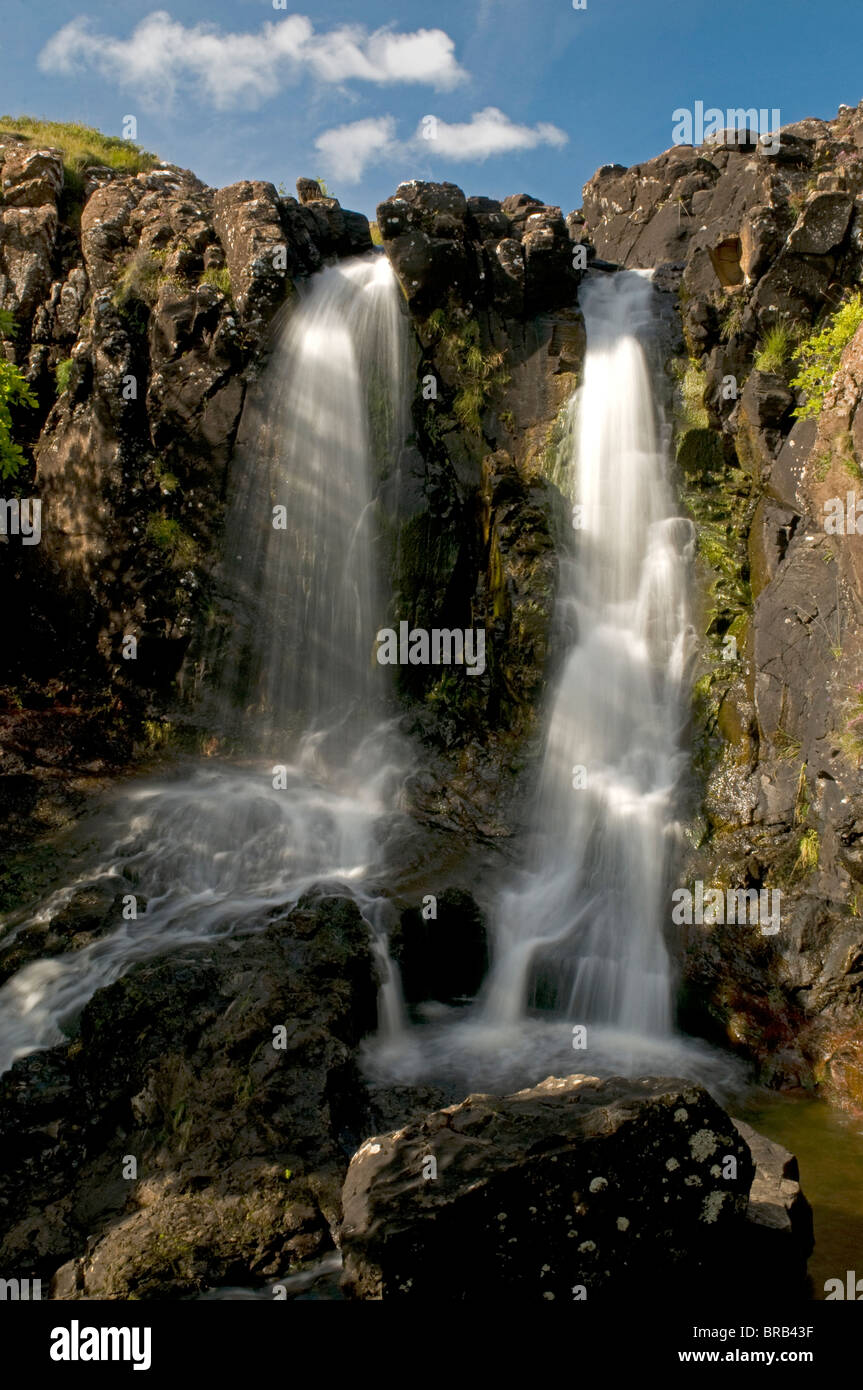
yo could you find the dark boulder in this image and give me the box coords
[340,1074,758,1301]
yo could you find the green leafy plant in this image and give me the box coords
[0,337,37,479]
[791,292,863,420]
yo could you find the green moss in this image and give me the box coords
[791,292,863,420]
[55,357,74,396]
[145,514,198,569]
[421,305,509,436]
[677,427,724,482]
[673,358,710,430]
[153,459,179,495]
[369,221,383,246]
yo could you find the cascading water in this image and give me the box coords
[366,269,741,1095]
[483,269,695,1036]
[206,255,407,747]
[0,255,411,1077]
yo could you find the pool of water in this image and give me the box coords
[738,1091,863,1300]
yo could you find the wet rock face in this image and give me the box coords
[378,179,585,792]
[340,1074,756,1301]
[391,888,489,1005]
[0,894,379,1297]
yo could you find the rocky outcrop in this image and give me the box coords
[0,137,371,843]
[340,1073,802,1301]
[732,1118,814,1290]
[379,181,584,807]
[0,893,378,1297]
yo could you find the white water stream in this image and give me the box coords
[0,256,411,1076]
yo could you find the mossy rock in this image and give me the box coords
[677,427,725,482]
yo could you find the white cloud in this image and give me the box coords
[315,116,399,183]
[38,11,467,109]
[314,106,569,183]
[417,107,568,160]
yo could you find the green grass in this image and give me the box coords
[838,684,863,765]
[774,727,803,761]
[793,827,820,878]
[719,296,745,343]
[199,266,232,298]
[0,116,157,191]
[113,246,166,315]
[754,325,793,375]
[791,292,863,420]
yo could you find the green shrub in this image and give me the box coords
[55,357,74,396]
[791,292,863,420]
[0,359,37,480]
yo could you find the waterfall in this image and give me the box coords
[0,255,411,1078]
[364,268,724,1096]
[484,269,695,1035]
[206,255,408,748]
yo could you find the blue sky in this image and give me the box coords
[2,0,862,219]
